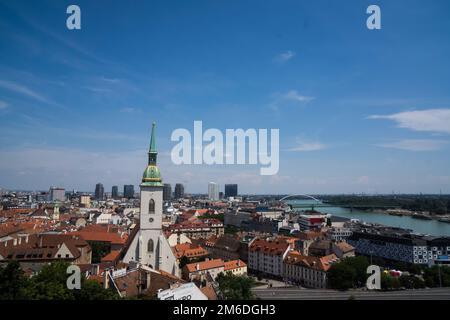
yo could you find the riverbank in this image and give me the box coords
[374,208,450,223]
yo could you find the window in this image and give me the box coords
[148,239,154,253]
[149,199,155,214]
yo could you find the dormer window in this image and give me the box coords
[149,199,155,214]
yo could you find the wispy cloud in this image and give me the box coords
[287,140,326,152]
[120,107,141,113]
[374,139,448,151]
[368,109,450,134]
[0,79,48,103]
[270,90,315,111]
[0,100,9,109]
[282,90,315,103]
[274,50,296,64]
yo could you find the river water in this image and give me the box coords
[286,200,450,237]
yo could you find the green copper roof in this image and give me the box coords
[141,121,163,187]
[149,122,157,153]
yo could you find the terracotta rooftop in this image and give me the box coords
[224,259,246,271]
[185,258,224,273]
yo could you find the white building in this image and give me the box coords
[122,122,179,277]
[208,182,219,201]
[248,237,294,277]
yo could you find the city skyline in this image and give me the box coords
[1,0,450,194]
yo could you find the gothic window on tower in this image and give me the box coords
[149,199,155,214]
[147,239,154,253]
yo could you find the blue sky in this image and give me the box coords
[0,0,450,194]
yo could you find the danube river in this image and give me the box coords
[286,200,450,237]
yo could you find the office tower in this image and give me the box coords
[163,183,172,201]
[174,183,184,199]
[49,187,65,202]
[208,182,219,201]
[95,183,104,200]
[112,185,119,199]
[225,184,238,198]
[124,184,135,199]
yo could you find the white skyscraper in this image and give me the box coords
[208,182,219,201]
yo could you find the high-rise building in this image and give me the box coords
[94,183,104,200]
[112,186,119,199]
[124,185,135,199]
[208,182,219,201]
[174,183,184,199]
[163,183,172,201]
[122,122,179,276]
[49,187,65,202]
[225,184,238,198]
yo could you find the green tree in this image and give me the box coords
[0,261,28,299]
[381,273,400,290]
[217,272,255,300]
[327,263,357,290]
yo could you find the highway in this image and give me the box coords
[253,287,450,300]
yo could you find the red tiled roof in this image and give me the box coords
[224,259,246,271]
[185,259,224,273]
[101,250,121,262]
[249,238,292,255]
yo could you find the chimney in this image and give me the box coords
[18,237,22,245]
[196,263,200,271]
[25,235,29,243]
[13,239,17,246]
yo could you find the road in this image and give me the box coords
[253,287,450,300]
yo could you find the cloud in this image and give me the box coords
[0,100,9,109]
[120,107,141,113]
[374,139,448,151]
[274,50,296,64]
[287,140,326,152]
[270,90,315,111]
[282,90,315,103]
[368,109,450,134]
[0,79,48,103]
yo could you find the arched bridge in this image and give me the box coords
[279,194,321,202]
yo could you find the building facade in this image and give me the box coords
[111,186,119,199]
[123,185,135,199]
[224,184,238,198]
[95,183,104,200]
[163,183,172,201]
[208,182,219,201]
[174,184,184,199]
[122,122,179,276]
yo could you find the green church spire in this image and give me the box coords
[141,121,163,187]
[149,121,157,154]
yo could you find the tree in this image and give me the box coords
[0,261,28,299]
[3,261,121,300]
[424,265,450,288]
[179,256,189,269]
[398,275,425,289]
[327,256,370,290]
[327,263,357,290]
[381,273,400,290]
[217,272,255,300]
